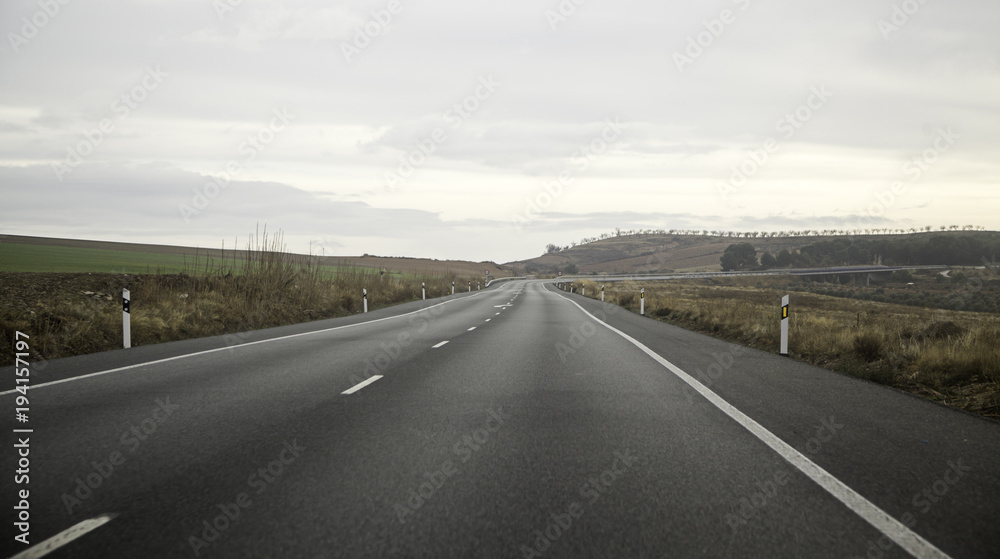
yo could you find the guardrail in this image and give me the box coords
[485,276,527,287]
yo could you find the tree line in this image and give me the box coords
[721,233,1000,270]
[547,225,987,254]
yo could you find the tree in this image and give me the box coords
[760,252,777,268]
[546,244,560,254]
[563,263,579,274]
[776,249,793,267]
[720,243,758,270]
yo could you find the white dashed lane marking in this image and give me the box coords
[342,375,383,395]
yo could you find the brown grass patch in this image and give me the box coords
[566,278,1000,420]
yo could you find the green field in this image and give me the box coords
[0,243,197,273]
[0,242,440,281]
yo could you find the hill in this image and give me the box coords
[505,231,1000,275]
[0,234,510,279]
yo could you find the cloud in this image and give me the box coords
[0,0,997,262]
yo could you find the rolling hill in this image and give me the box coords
[505,231,1000,275]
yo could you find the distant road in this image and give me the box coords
[558,264,948,282]
[3,280,998,558]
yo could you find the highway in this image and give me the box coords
[3,280,999,558]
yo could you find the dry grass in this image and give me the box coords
[567,278,1000,419]
[0,229,467,367]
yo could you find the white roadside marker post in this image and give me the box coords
[640,287,645,316]
[582,287,585,297]
[780,295,789,356]
[122,289,131,348]
[422,282,426,300]
[601,285,605,301]
[477,281,480,290]
[468,281,471,293]
[451,281,455,295]
[363,288,368,313]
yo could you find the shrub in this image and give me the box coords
[853,333,883,362]
[892,270,915,283]
[650,306,672,318]
[923,321,964,340]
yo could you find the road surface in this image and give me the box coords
[3,280,999,558]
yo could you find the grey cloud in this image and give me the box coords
[1,0,997,262]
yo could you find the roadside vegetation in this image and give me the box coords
[565,272,1000,420]
[0,229,469,367]
[521,229,997,276]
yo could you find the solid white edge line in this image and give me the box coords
[432,341,449,348]
[341,375,383,395]
[551,290,953,559]
[10,513,116,559]
[0,289,499,396]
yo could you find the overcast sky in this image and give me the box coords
[2,0,998,263]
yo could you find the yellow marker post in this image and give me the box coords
[780,295,789,355]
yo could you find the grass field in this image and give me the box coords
[0,242,430,279]
[0,234,510,279]
[0,243,196,273]
[564,274,1000,419]
[0,230,473,368]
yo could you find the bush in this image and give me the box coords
[853,333,883,362]
[923,321,964,340]
[892,270,915,283]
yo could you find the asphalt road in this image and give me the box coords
[3,280,999,558]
